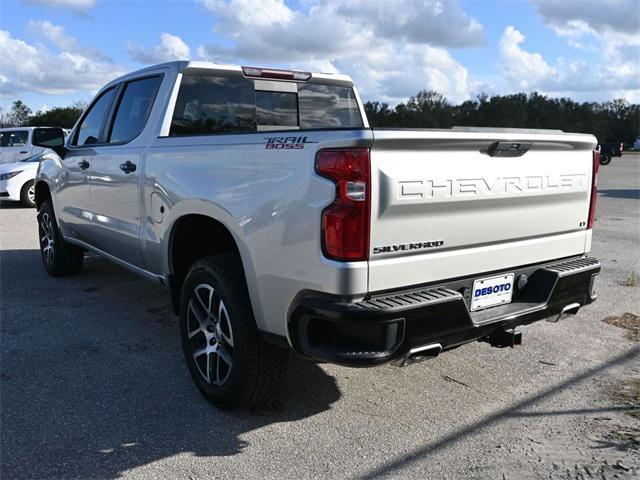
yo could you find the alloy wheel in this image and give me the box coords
[39,212,55,266]
[187,283,234,386]
[27,185,36,204]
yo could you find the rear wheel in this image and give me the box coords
[20,180,36,208]
[599,155,611,165]
[38,200,84,276]
[179,255,289,410]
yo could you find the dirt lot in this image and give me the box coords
[1,155,639,479]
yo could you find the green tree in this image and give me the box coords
[365,91,640,147]
[8,100,32,126]
[29,106,84,129]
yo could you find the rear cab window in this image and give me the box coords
[170,76,256,136]
[169,72,363,136]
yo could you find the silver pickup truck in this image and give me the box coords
[34,61,601,410]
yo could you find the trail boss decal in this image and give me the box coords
[373,240,444,255]
[264,136,317,149]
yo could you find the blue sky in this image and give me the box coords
[1,0,638,115]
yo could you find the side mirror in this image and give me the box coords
[33,127,67,158]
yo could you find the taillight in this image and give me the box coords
[587,149,600,229]
[315,148,370,261]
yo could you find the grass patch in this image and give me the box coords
[603,312,640,342]
[621,271,639,287]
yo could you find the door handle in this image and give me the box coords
[78,160,90,170]
[119,161,137,174]
[20,151,28,154]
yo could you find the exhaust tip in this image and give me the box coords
[549,302,581,323]
[393,343,442,367]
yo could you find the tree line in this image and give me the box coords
[1,100,85,130]
[365,91,639,146]
[2,90,639,145]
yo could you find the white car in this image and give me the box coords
[0,126,66,164]
[0,152,43,207]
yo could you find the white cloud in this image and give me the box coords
[526,0,640,100]
[499,25,640,99]
[334,0,483,48]
[499,26,556,90]
[198,0,481,102]
[0,29,124,96]
[28,20,78,51]
[128,33,191,64]
[531,0,639,36]
[23,0,95,10]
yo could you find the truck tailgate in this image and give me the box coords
[368,128,597,292]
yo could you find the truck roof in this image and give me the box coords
[106,60,355,89]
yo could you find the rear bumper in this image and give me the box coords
[288,256,600,367]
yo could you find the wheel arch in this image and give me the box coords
[165,212,262,329]
[34,180,52,210]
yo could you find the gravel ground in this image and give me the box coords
[1,154,639,480]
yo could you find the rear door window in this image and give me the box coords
[108,76,163,143]
[73,88,116,146]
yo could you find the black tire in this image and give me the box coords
[599,155,611,165]
[179,255,289,410]
[20,180,36,208]
[37,200,84,276]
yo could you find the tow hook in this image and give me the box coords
[485,328,522,348]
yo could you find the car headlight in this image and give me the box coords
[0,171,23,180]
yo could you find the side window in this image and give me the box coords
[2,131,29,147]
[73,88,116,146]
[108,76,162,143]
[170,75,256,136]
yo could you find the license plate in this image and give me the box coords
[470,273,515,311]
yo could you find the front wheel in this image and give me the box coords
[179,255,289,410]
[599,155,612,165]
[20,180,36,208]
[38,200,84,276]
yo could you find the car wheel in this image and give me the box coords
[20,180,36,208]
[179,255,289,410]
[599,155,611,165]
[38,200,84,276]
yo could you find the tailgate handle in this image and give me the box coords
[488,142,532,157]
